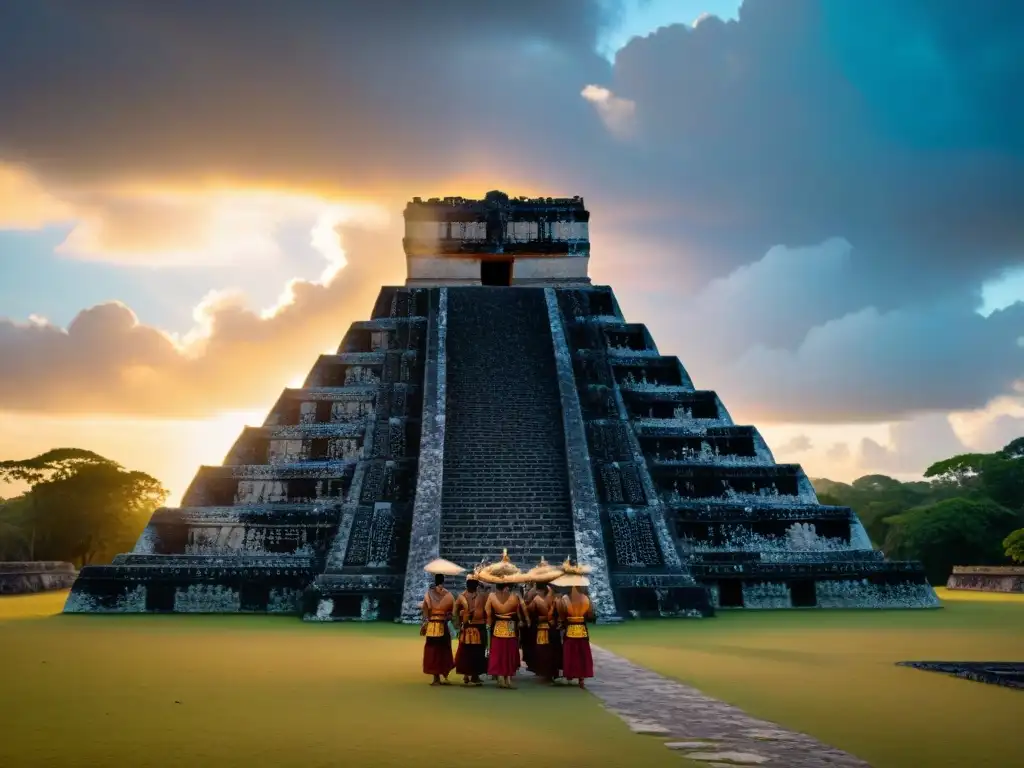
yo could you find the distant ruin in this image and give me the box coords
[946,565,1024,594]
[65,191,938,619]
[1,562,78,595]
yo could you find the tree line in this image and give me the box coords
[813,437,1024,584]
[1,439,1022,582]
[0,448,167,567]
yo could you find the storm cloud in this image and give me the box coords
[0,0,1022,425]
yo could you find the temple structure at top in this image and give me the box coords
[403,190,591,287]
[63,191,939,621]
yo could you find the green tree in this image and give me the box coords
[0,447,115,485]
[978,442,1024,512]
[812,474,945,547]
[0,449,167,566]
[923,454,989,489]
[883,497,1023,584]
[0,448,118,560]
[817,492,844,507]
[0,495,33,560]
[1004,529,1024,564]
[30,463,167,566]
[851,475,905,493]
[999,437,1024,460]
[811,478,853,500]
[858,499,906,547]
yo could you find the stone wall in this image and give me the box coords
[554,284,935,613]
[64,562,313,614]
[946,566,1024,593]
[405,255,591,286]
[545,287,618,620]
[66,287,431,618]
[553,286,712,619]
[398,288,447,622]
[0,561,78,594]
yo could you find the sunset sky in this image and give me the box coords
[1,0,1022,504]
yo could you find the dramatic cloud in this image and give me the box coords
[0,164,71,229]
[639,239,1023,424]
[0,225,403,416]
[3,1,1023,284]
[825,443,851,463]
[950,393,1024,454]
[0,0,613,198]
[1,0,1023,428]
[580,85,638,139]
[593,1,1024,294]
[857,414,971,474]
[776,434,813,454]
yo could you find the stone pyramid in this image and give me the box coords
[65,191,938,620]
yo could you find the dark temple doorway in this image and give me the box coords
[481,259,513,286]
[717,579,744,608]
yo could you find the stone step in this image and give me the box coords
[441,529,575,539]
[439,287,578,564]
[441,512,573,521]
[441,494,570,503]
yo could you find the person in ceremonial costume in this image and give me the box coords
[521,579,539,672]
[524,557,565,684]
[421,559,464,686]
[521,560,551,672]
[454,571,489,686]
[480,550,530,689]
[553,559,595,689]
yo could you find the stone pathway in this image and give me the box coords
[587,645,872,767]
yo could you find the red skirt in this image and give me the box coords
[562,636,594,680]
[521,624,536,670]
[455,624,488,676]
[550,627,563,677]
[487,635,521,677]
[423,627,455,676]
[532,632,562,679]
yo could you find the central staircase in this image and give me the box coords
[440,287,578,568]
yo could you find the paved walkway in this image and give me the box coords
[587,645,872,767]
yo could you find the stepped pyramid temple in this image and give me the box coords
[65,191,938,620]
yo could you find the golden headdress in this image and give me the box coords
[551,557,591,587]
[560,557,592,576]
[476,549,526,584]
[523,555,564,584]
[423,558,465,576]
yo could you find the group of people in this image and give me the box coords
[419,552,596,689]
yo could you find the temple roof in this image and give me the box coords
[404,190,588,220]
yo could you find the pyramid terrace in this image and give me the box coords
[64,191,938,620]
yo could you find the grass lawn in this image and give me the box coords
[0,591,686,768]
[597,588,1024,768]
[1,590,1021,768]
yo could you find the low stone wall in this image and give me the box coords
[0,561,78,594]
[946,566,1024,593]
